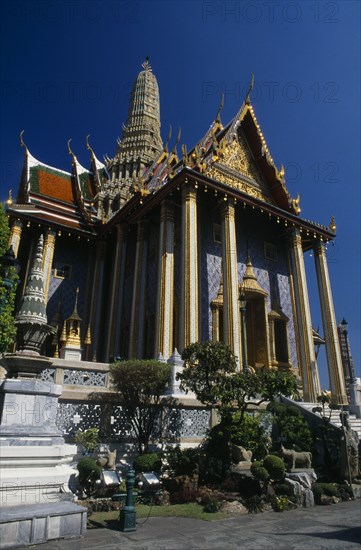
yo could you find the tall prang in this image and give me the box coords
[104,57,163,211]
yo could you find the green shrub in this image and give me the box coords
[75,428,99,452]
[229,413,269,461]
[162,446,202,477]
[133,452,162,473]
[251,465,270,482]
[245,494,264,514]
[203,498,221,513]
[77,457,102,484]
[338,484,353,501]
[286,405,301,417]
[263,455,285,481]
[275,483,293,497]
[312,482,340,504]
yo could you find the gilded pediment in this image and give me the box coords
[205,131,275,205]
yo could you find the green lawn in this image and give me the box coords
[88,503,227,528]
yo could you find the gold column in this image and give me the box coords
[288,228,318,401]
[129,220,148,358]
[314,241,347,404]
[89,241,106,361]
[105,223,127,360]
[221,202,241,366]
[180,183,199,350]
[155,200,174,359]
[9,220,22,257]
[211,306,220,342]
[42,229,56,303]
[268,315,277,366]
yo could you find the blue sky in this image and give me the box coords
[0,0,360,386]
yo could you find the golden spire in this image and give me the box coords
[240,256,267,296]
[60,322,67,343]
[84,324,92,345]
[329,216,336,231]
[245,73,254,105]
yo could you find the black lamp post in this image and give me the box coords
[0,245,20,314]
[240,292,249,372]
[340,319,356,385]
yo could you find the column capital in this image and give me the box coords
[313,240,325,255]
[288,227,302,247]
[220,200,235,220]
[160,199,175,221]
[136,220,149,242]
[116,222,128,241]
[11,219,23,230]
[181,182,197,202]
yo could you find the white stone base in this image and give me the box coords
[0,501,86,550]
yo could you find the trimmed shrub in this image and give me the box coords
[312,482,340,504]
[274,483,293,497]
[251,464,270,482]
[77,457,102,484]
[263,455,285,481]
[203,498,221,513]
[133,452,162,473]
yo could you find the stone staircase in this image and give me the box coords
[281,397,361,439]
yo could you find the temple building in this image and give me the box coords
[6,59,347,405]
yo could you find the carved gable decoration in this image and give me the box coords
[205,130,275,204]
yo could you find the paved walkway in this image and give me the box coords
[18,499,361,550]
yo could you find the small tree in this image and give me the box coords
[177,342,298,475]
[0,204,18,355]
[110,359,170,454]
[178,341,237,406]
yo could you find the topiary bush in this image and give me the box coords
[133,452,162,473]
[203,498,221,513]
[77,457,102,490]
[250,462,270,482]
[263,455,286,481]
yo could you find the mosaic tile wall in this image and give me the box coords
[198,204,298,368]
[47,236,89,324]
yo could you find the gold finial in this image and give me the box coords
[141,56,152,72]
[84,324,92,345]
[245,73,254,105]
[60,322,67,343]
[172,127,182,155]
[330,216,336,231]
[181,143,188,166]
[215,93,225,126]
[164,125,172,153]
[7,189,13,206]
[68,138,75,159]
[278,164,285,179]
[20,130,28,152]
[86,134,95,156]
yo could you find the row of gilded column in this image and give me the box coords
[8,191,347,404]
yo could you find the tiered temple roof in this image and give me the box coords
[7,61,336,244]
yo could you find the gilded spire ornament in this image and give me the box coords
[109,57,163,191]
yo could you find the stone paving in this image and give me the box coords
[16,499,361,550]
